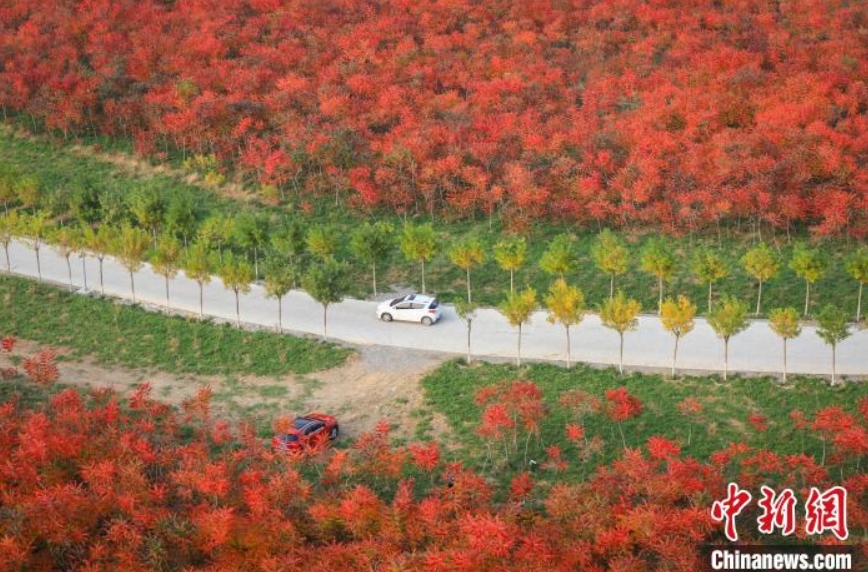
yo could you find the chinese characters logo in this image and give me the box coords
[711,483,848,542]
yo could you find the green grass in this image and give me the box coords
[422,360,868,486]
[2,127,865,316]
[0,274,350,376]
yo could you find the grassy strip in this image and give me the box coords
[0,274,350,376]
[422,360,868,485]
[1,128,863,314]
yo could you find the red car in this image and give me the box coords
[272,413,339,456]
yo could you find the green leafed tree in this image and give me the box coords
[164,194,198,247]
[302,257,351,340]
[15,176,40,213]
[234,211,269,280]
[544,278,585,368]
[454,299,478,364]
[0,167,17,215]
[401,222,437,294]
[845,248,868,322]
[271,218,307,266]
[660,295,696,378]
[599,290,642,375]
[592,229,629,299]
[152,235,181,309]
[789,243,828,316]
[741,242,780,316]
[113,225,150,303]
[640,237,676,314]
[449,236,485,303]
[182,241,213,318]
[349,221,394,297]
[493,235,527,294]
[768,307,801,383]
[707,295,749,381]
[218,252,254,327]
[499,287,537,367]
[539,233,575,278]
[18,211,51,281]
[691,248,729,313]
[127,184,165,246]
[197,214,235,262]
[306,224,340,260]
[0,211,20,272]
[815,304,851,385]
[84,223,114,295]
[264,255,297,334]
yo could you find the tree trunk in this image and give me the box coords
[421,260,426,294]
[804,280,810,316]
[322,304,329,340]
[618,332,624,375]
[723,338,729,381]
[756,280,763,316]
[130,272,136,303]
[466,319,472,363]
[80,256,88,291]
[509,269,514,294]
[857,282,863,322]
[466,267,472,303]
[66,257,73,291]
[672,334,680,378]
[609,274,615,299]
[198,282,204,318]
[165,276,171,309]
[658,276,664,315]
[3,244,9,271]
[782,338,788,383]
[254,247,259,281]
[565,325,571,368]
[831,344,837,385]
[707,282,713,313]
[372,262,377,297]
[35,247,41,281]
[278,297,283,334]
[99,259,105,294]
[235,290,241,327]
[516,323,522,367]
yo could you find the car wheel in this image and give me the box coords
[421,316,434,326]
[381,313,393,322]
[330,425,339,440]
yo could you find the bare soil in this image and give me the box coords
[0,338,450,440]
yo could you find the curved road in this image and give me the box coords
[3,239,866,377]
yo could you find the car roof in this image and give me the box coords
[404,294,435,303]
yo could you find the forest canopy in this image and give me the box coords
[2,0,867,234]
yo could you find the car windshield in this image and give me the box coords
[293,418,312,430]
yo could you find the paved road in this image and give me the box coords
[3,239,866,377]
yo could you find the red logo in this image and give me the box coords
[712,484,848,541]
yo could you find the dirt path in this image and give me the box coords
[0,339,450,440]
[307,346,451,438]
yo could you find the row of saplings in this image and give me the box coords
[0,212,862,382]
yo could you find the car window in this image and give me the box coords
[410,302,425,309]
[395,302,411,309]
[304,421,325,435]
[430,299,439,309]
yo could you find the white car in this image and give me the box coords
[377,294,442,325]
